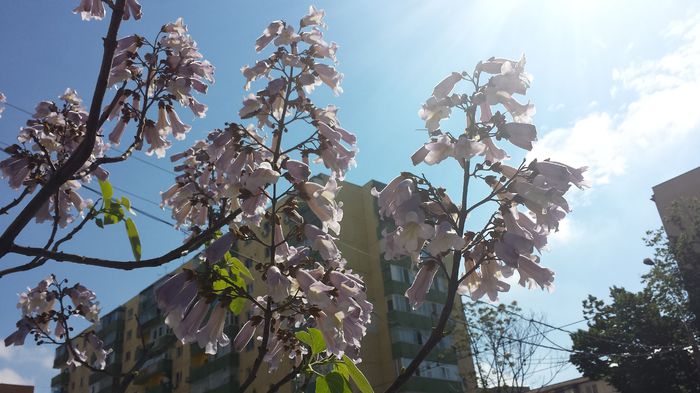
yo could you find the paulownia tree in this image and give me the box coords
[0,2,586,393]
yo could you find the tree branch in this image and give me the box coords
[0,0,127,258]
[6,209,241,271]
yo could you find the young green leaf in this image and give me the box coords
[120,196,135,215]
[124,218,141,261]
[342,355,374,393]
[225,253,254,281]
[325,372,351,393]
[98,179,114,209]
[315,375,330,393]
[307,328,326,355]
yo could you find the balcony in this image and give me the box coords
[387,310,434,331]
[189,352,238,383]
[89,363,121,384]
[50,371,69,388]
[402,376,462,392]
[53,346,69,369]
[145,385,173,393]
[133,358,172,385]
[390,342,457,364]
[150,334,176,355]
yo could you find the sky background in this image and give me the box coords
[1,0,700,391]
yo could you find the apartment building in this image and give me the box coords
[50,178,477,393]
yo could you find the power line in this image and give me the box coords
[1,100,176,175]
[0,139,177,231]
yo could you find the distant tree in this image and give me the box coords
[570,229,700,393]
[462,301,566,393]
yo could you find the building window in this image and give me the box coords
[127,308,133,319]
[245,258,253,269]
[125,351,131,361]
[177,346,182,358]
[126,330,132,340]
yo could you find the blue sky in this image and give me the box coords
[1,0,700,390]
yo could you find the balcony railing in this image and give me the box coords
[50,371,69,387]
[133,358,172,385]
[189,352,238,383]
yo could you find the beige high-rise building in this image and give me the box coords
[50,178,476,393]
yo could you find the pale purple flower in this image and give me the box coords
[195,303,230,355]
[453,135,486,161]
[481,137,509,163]
[122,0,142,20]
[316,310,345,358]
[266,266,291,302]
[4,317,33,347]
[0,156,31,189]
[108,119,127,145]
[405,261,438,309]
[143,121,171,158]
[414,134,454,165]
[167,107,191,140]
[172,298,208,343]
[533,160,589,190]
[0,91,5,118]
[239,94,263,119]
[155,105,172,136]
[255,21,285,52]
[426,221,465,257]
[87,333,112,370]
[516,255,554,290]
[73,0,105,21]
[243,162,280,193]
[300,177,343,235]
[284,159,310,183]
[501,122,537,151]
[66,347,87,369]
[304,224,340,261]
[418,96,452,132]
[432,72,462,98]
[313,64,343,95]
[296,269,334,308]
[468,260,512,302]
[233,319,258,352]
[204,232,235,263]
[65,284,99,322]
[300,6,325,28]
[159,276,199,325]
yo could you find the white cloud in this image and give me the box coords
[0,343,53,370]
[0,367,33,385]
[530,13,700,187]
[547,103,565,112]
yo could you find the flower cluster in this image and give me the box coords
[155,7,371,373]
[74,0,142,21]
[4,276,108,369]
[0,91,6,119]
[105,18,214,158]
[0,89,107,227]
[376,56,586,306]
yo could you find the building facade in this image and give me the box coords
[50,179,477,393]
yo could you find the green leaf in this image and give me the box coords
[229,296,247,315]
[295,331,312,347]
[120,196,135,215]
[308,328,326,354]
[95,218,104,228]
[124,218,141,261]
[295,328,328,355]
[325,372,351,393]
[225,253,254,281]
[315,375,330,393]
[98,179,113,209]
[342,355,374,393]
